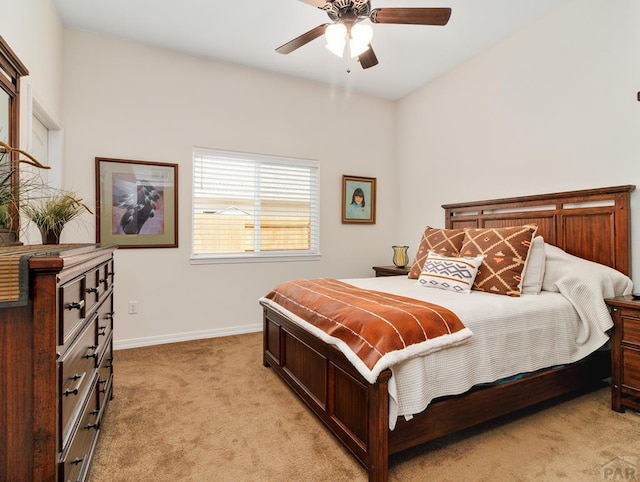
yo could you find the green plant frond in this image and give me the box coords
[21,192,93,234]
[0,203,11,228]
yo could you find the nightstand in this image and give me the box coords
[372,265,410,277]
[605,295,640,413]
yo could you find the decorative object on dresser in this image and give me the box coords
[372,265,410,277]
[21,191,93,244]
[605,296,640,413]
[262,185,634,481]
[391,245,409,268]
[0,244,116,481]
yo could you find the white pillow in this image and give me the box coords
[520,236,545,295]
[417,251,484,294]
[542,243,633,295]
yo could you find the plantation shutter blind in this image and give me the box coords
[192,148,320,261]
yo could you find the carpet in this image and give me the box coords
[88,333,640,481]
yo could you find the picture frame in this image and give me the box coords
[342,175,376,224]
[95,157,178,248]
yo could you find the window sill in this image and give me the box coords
[190,253,321,265]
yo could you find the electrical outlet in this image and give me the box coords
[128,300,138,314]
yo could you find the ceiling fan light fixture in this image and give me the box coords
[351,22,373,45]
[325,38,346,57]
[325,23,347,56]
[348,22,373,57]
[276,3,452,69]
[325,21,373,59]
[349,40,370,58]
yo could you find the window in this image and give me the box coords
[192,148,320,263]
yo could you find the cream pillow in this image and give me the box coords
[417,252,484,294]
[520,236,546,295]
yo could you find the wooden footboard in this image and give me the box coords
[263,305,392,481]
[263,304,611,481]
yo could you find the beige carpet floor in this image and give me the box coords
[88,333,640,481]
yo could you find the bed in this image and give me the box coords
[261,185,634,481]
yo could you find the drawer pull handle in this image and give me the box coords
[83,345,98,360]
[98,325,107,336]
[64,372,86,397]
[86,421,99,430]
[86,287,99,294]
[70,457,84,465]
[66,300,85,311]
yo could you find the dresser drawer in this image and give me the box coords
[59,380,100,482]
[622,345,640,393]
[99,259,115,292]
[59,276,87,345]
[84,265,102,315]
[96,295,114,360]
[97,337,114,409]
[622,314,640,346]
[59,314,98,447]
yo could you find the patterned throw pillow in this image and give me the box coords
[417,252,484,294]
[460,225,538,297]
[408,227,466,279]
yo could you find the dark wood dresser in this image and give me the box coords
[0,244,116,481]
[606,295,640,413]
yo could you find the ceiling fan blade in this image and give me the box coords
[358,45,378,70]
[297,0,327,7]
[276,24,329,54]
[370,7,451,26]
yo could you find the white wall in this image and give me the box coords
[6,0,640,347]
[61,30,397,347]
[396,0,640,281]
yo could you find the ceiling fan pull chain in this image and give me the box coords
[345,44,353,73]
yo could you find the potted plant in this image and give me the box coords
[0,140,51,245]
[0,201,14,245]
[21,191,92,244]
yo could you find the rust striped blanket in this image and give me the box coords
[260,278,472,383]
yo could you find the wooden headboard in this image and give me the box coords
[442,185,635,276]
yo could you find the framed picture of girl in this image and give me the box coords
[342,175,376,224]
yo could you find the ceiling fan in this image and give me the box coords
[276,0,452,70]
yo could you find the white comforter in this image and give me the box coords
[346,248,632,429]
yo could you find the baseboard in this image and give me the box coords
[113,323,262,350]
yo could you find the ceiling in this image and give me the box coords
[52,0,571,100]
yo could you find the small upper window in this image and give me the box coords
[191,147,320,263]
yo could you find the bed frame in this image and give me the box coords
[262,185,634,481]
